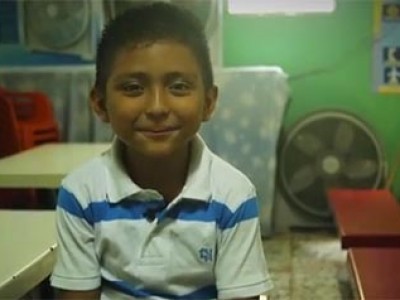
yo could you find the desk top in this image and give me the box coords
[0,143,110,188]
[348,248,400,300]
[0,210,56,299]
[328,189,400,248]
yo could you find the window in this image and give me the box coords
[228,0,336,15]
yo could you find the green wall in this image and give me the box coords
[223,0,400,197]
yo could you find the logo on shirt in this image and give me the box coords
[199,247,213,263]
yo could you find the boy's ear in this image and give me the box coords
[202,85,218,122]
[90,88,109,123]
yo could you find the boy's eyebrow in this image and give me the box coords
[112,72,147,82]
[112,71,199,82]
[164,71,199,82]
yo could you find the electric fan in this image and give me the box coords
[20,0,104,60]
[278,110,385,221]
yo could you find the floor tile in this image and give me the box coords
[263,233,292,272]
[263,230,349,300]
[268,271,291,300]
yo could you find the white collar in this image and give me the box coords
[102,134,212,203]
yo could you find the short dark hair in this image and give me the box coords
[95,1,214,97]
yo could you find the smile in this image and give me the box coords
[137,128,179,137]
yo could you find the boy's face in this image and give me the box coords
[91,40,217,159]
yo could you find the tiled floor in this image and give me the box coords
[263,229,353,300]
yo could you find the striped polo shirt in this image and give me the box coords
[51,135,273,299]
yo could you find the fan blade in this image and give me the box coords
[343,159,378,179]
[293,133,324,156]
[334,121,355,153]
[289,165,316,193]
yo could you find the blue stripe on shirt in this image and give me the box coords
[168,198,259,229]
[214,197,259,230]
[102,278,217,299]
[57,187,258,230]
[57,187,164,225]
[57,187,94,225]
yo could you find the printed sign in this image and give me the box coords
[373,0,400,93]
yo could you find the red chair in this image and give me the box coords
[0,88,60,209]
[0,89,60,149]
[0,92,21,156]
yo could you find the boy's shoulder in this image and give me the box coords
[209,153,253,189]
[193,135,254,191]
[207,151,256,207]
[190,136,256,207]
[60,151,109,192]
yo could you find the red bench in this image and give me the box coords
[328,189,400,299]
[348,248,400,300]
[327,189,400,248]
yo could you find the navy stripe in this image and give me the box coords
[57,187,93,224]
[103,278,217,299]
[167,197,259,230]
[57,187,165,225]
[215,197,259,230]
[58,187,258,230]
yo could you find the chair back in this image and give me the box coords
[0,93,21,158]
[1,89,60,149]
[0,87,60,209]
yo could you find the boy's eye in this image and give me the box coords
[121,82,144,95]
[169,81,191,95]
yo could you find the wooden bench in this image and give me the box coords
[328,189,400,299]
[347,248,400,300]
[327,189,400,248]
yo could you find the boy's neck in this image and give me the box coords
[123,144,191,203]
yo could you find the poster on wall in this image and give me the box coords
[373,0,400,94]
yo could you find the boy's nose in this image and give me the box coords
[145,86,169,117]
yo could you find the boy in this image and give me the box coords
[51,2,272,299]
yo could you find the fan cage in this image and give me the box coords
[278,110,385,220]
[22,0,91,50]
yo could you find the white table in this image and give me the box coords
[0,210,56,299]
[0,143,110,188]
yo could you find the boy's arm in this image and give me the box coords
[215,192,273,299]
[51,187,101,293]
[56,288,101,299]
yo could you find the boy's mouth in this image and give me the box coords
[137,127,179,137]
